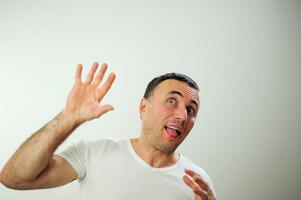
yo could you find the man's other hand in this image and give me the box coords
[183,168,216,200]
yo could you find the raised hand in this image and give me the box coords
[63,62,116,124]
[183,169,216,200]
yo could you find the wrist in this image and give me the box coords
[58,110,82,129]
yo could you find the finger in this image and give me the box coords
[193,176,214,199]
[185,169,215,199]
[94,104,114,118]
[92,63,108,86]
[97,73,116,102]
[183,175,208,199]
[75,64,83,84]
[185,169,209,191]
[185,168,198,177]
[84,62,99,84]
[183,174,198,190]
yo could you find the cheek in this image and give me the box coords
[143,107,162,124]
[187,118,196,130]
[158,102,173,115]
[143,102,172,123]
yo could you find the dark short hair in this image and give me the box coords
[143,73,199,99]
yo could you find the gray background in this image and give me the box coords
[0,0,300,200]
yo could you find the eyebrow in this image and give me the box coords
[167,90,199,108]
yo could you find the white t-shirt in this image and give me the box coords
[58,138,216,200]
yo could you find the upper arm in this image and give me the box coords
[1,155,79,190]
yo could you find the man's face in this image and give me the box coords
[140,79,199,154]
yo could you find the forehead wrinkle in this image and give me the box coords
[185,89,199,108]
[167,89,199,108]
[167,90,183,97]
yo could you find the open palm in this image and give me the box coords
[63,62,115,124]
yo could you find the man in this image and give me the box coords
[0,62,216,200]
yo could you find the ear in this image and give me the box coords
[139,98,148,120]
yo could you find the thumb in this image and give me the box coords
[94,104,114,118]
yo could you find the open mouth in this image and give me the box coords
[164,125,182,139]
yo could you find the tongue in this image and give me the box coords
[166,127,177,138]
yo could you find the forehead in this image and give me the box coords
[152,79,200,102]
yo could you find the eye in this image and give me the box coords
[187,106,195,115]
[167,98,177,105]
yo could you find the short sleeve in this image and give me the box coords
[56,139,108,182]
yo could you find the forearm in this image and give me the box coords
[1,111,80,183]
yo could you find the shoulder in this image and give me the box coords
[180,156,207,175]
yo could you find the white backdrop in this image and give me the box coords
[0,1,300,200]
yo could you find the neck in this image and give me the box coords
[130,137,180,168]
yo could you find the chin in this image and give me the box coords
[156,142,180,154]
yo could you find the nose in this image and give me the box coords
[174,106,187,125]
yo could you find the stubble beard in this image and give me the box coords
[144,129,180,154]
